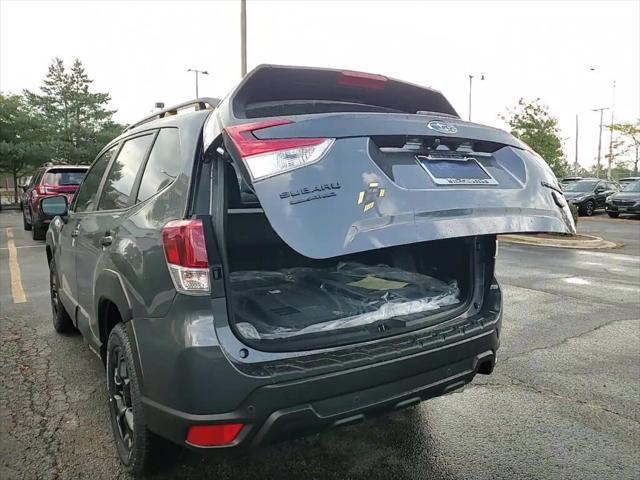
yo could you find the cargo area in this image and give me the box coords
[215,64,574,350]
[225,210,474,350]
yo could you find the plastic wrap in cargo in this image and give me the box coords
[230,262,460,341]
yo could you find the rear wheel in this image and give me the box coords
[581,200,595,217]
[107,323,156,476]
[50,258,74,333]
[607,212,620,218]
[23,209,32,231]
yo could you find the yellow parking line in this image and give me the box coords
[6,228,27,303]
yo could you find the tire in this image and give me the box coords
[32,219,46,240]
[581,200,595,217]
[50,258,75,333]
[107,323,156,476]
[23,209,32,231]
[607,212,620,218]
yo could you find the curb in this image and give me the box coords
[498,234,621,250]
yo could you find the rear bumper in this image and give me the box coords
[606,204,640,213]
[140,323,499,449]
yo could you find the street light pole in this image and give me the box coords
[468,74,473,121]
[187,69,209,99]
[240,0,247,77]
[574,114,579,175]
[607,80,616,179]
[467,73,484,122]
[592,107,609,178]
[588,68,617,178]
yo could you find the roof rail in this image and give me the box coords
[123,97,220,133]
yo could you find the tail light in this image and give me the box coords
[162,219,209,294]
[186,423,243,447]
[224,120,334,181]
[338,70,388,89]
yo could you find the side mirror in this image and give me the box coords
[40,195,69,218]
[595,187,605,193]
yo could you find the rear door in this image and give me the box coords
[59,146,117,318]
[594,181,609,207]
[221,114,575,259]
[26,168,44,221]
[75,133,155,339]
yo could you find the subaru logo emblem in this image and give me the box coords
[427,120,458,135]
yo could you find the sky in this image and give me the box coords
[1,0,639,170]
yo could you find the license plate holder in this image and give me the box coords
[416,155,498,186]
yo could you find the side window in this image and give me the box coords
[28,171,41,188]
[136,128,181,203]
[98,134,154,210]
[74,146,118,213]
[30,169,44,188]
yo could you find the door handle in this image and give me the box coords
[71,224,80,237]
[100,235,113,247]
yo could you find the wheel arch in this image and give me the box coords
[95,269,134,361]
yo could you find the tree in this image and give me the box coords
[0,94,50,203]
[610,121,640,174]
[501,98,569,177]
[24,57,119,164]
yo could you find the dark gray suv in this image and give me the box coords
[43,65,575,475]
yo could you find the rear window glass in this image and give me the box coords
[43,169,87,186]
[99,134,154,210]
[137,128,181,202]
[564,180,597,192]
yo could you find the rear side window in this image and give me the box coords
[43,169,87,186]
[31,170,44,188]
[99,134,154,210]
[28,171,41,188]
[136,128,181,203]
[74,146,118,213]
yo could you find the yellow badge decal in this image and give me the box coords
[357,182,385,212]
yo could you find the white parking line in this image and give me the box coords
[5,228,27,303]
[563,277,591,285]
[575,250,640,263]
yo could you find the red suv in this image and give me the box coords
[22,164,89,240]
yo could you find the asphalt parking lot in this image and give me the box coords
[1,209,638,480]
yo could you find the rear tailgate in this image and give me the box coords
[222,113,574,259]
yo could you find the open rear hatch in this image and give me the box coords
[211,65,574,350]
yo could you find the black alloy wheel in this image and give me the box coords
[106,323,156,475]
[583,200,595,216]
[49,259,74,332]
[109,344,135,459]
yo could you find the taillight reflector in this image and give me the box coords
[225,119,325,158]
[186,423,243,447]
[162,219,208,268]
[162,219,210,294]
[224,120,335,181]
